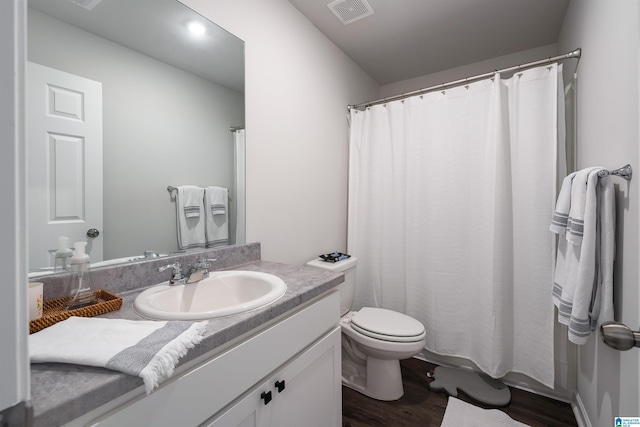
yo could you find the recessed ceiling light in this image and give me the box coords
[188,21,206,36]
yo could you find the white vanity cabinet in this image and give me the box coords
[206,327,340,427]
[84,291,341,427]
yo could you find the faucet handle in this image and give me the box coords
[158,262,181,272]
[158,262,184,284]
[197,257,217,268]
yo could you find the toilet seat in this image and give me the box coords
[350,307,425,343]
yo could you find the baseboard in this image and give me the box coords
[571,393,592,427]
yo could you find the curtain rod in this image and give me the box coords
[348,48,581,111]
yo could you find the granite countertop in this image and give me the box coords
[30,260,344,426]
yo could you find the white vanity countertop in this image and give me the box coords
[29,260,344,427]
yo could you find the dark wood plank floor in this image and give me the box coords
[343,358,578,427]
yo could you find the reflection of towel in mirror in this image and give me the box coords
[176,186,205,250]
[204,186,229,247]
[181,185,202,218]
[29,316,208,394]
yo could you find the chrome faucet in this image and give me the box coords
[158,262,184,284]
[184,258,217,284]
[158,258,218,284]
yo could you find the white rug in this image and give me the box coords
[441,397,531,427]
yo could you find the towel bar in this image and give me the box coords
[597,164,632,181]
[167,185,232,201]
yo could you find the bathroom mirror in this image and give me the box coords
[27,0,245,275]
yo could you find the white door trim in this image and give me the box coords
[0,0,30,416]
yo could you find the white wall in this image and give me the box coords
[558,1,640,425]
[180,0,379,266]
[28,10,244,261]
[0,0,29,414]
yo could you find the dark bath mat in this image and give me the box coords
[427,366,511,407]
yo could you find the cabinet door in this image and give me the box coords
[268,326,341,427]
[205,326,341,427]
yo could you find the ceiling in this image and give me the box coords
[288,0,570,85]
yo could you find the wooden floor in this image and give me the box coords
[342,358,578,427]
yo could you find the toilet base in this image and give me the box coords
[342,356,404,401]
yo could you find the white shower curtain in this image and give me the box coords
[347,64,564,389]
[233,129,246,245]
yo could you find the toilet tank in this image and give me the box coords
[306,256,357,316]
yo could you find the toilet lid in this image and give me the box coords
[350,307,425,343]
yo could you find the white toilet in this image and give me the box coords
[306,256,426,401]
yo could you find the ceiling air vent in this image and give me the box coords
[327,0,374,25]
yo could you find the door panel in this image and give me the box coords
[27,62,103,269]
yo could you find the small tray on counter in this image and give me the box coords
[29,290,122,334]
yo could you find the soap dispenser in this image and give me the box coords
[54,236,73,272]
[65,241,98,310]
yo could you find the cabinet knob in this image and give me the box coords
[260,391,272,405]
[275,380,286,393]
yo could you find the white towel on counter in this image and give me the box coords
[552,167,615,344]
[204,186,229,247]
[176,186,206,250]
[29,317,208,394]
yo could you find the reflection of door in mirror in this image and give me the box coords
[27,62,103,270]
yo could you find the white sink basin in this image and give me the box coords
[133,270,287,320]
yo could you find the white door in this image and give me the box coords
[27,62,103,269]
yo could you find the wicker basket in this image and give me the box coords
[29,290,122,334]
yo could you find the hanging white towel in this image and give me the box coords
[176,186,206,250]
[552,168,612,344]
[550,172,576,234]
[181,186,202,218]
[207,186,227,216]
[591,176,615,327]
[566,167,598,245]
[204,186,229,247]
[29,317,208,394]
